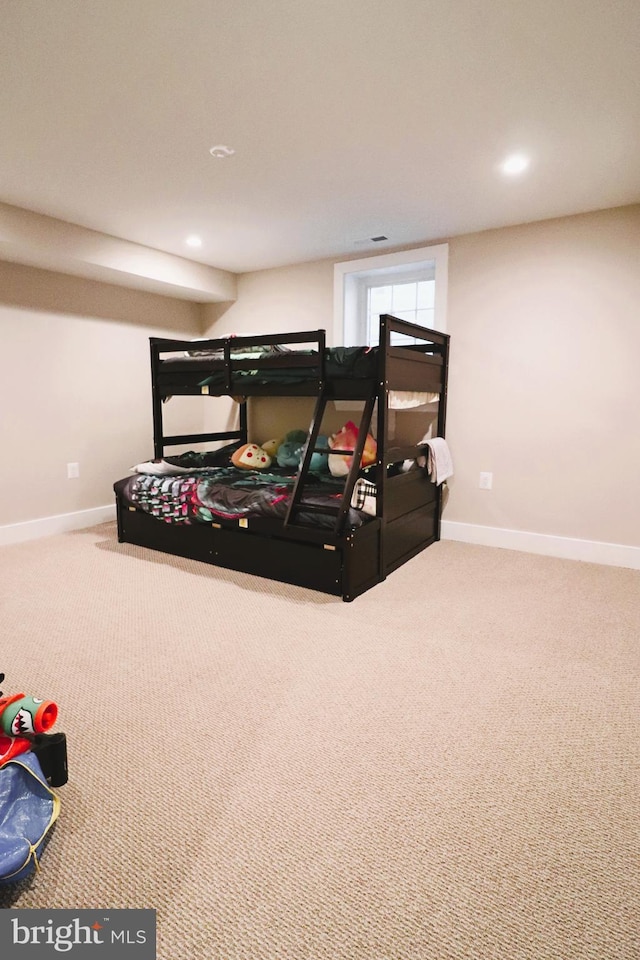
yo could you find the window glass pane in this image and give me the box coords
[340,242,446,346]
[369,285,393,315]
[390,282,418,313]
[417,280,435,309]
[416,308,435,328]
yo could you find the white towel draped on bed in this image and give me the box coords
[417,436,454,485]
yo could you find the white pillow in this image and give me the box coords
[131,460,192,476]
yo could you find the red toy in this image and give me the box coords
[0,675,67,785]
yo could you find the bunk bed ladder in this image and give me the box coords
[284,392,376,537]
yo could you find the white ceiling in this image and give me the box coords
[2,0,640,277]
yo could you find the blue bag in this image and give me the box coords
[0,751,60,884]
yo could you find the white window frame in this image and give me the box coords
[333,243,448,346]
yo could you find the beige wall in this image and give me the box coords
[202,260,339,443]
[0,262,202,526]
[203,205,640,550]
[204,258,335,336]
[2,205,639,551]
[446,205,640,547]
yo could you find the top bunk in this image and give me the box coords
[150,314,449,402]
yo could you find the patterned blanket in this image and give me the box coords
[114,466,365,530]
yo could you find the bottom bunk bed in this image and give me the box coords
[114,454,440,601]
[114,315,450,601]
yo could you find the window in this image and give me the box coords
[333,244,448,346]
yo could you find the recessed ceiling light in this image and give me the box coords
[185,235,202,248]
[500,153,530,176]
[209,144,235,159]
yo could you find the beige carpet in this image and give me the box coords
[0,522,638,960]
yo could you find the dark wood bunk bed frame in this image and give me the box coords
[115,314,450,600]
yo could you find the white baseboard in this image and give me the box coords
[2,508,638,571]
[441,520,640,571]
[0,504,116,547]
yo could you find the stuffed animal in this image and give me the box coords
[261,438,282,460]
[275,430,330,472]
[310,435,330,473]
[276,430,308,468]
[231,443,272,470]
[328,421,377,477]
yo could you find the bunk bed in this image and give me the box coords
[114,315,450,601]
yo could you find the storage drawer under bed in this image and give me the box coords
[385,469,437,523]
[116,501,383,600]
[384,502,438,573]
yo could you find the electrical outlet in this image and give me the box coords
[479,471,493,490]
[67,462,80,479]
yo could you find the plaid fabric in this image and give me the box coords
[351,478,377,513]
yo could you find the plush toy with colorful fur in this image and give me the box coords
[328,421,377,477]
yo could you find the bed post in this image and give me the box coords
[239,398,248,445]
[150,339,164,459]
[435,332,450,542]
[376,315,390,583]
